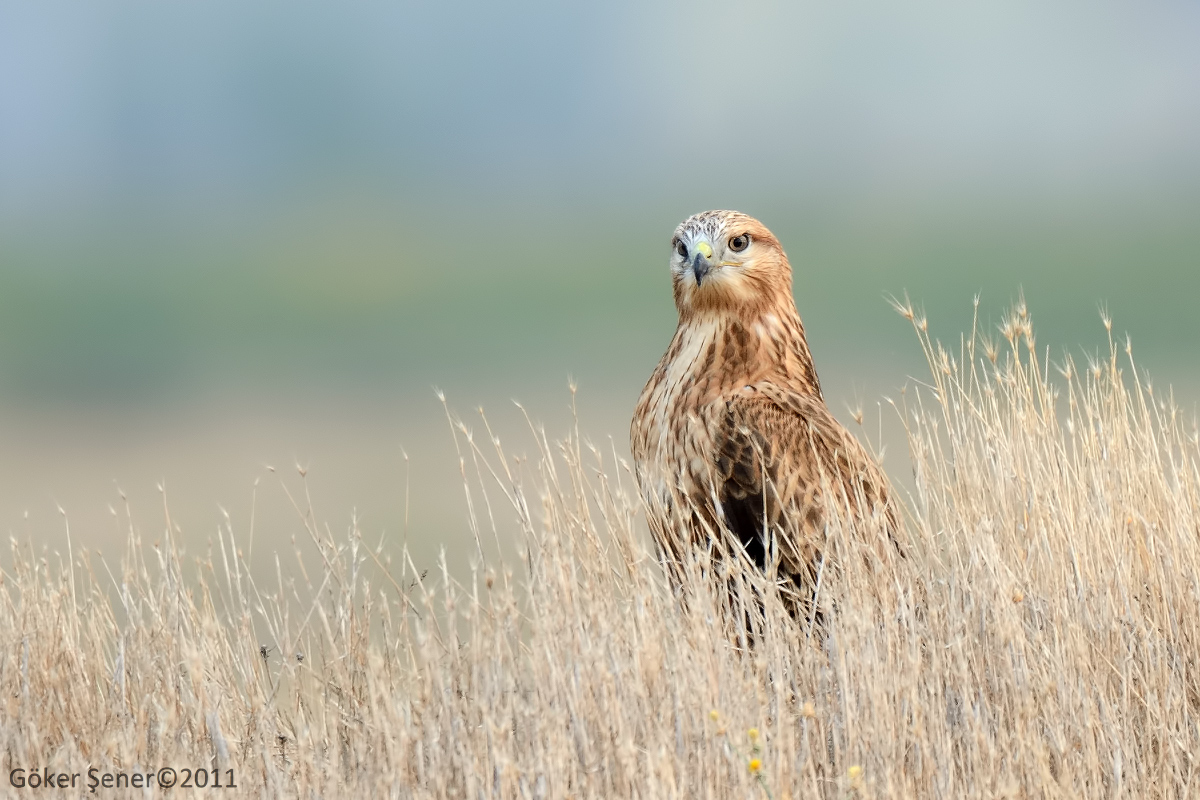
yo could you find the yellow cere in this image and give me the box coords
[695,241,714,259]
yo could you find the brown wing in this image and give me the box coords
[710,384,899,590]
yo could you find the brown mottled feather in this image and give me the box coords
[631,210,899,617]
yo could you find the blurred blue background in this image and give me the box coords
[1,2,1198,564]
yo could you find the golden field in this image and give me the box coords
[4,301,1199,798]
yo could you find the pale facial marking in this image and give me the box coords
[670,212,764,311]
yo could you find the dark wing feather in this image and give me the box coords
[711,384,898,589]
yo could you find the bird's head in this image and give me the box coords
[669,210,792,317]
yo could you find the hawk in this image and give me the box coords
[630,210,898,618]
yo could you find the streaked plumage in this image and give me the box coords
[630,210,898,617]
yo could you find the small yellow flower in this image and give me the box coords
[1011,589,1024,604]
[747,727,760,743]
[709,709,719,722]
[801,701,816,719]
[848,764,864,789]
[748,758,762,774]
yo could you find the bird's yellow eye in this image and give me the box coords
[675,240,688,259]
[728,234,750,253]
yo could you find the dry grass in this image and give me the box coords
[5,299,1200,798]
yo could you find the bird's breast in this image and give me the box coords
[633,320,727,507]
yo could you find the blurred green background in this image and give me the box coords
[1,2,1198,571]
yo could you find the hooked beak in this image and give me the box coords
[690,240,714,286]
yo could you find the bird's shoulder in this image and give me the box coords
[719,381,839,440]
[713,380,875,485]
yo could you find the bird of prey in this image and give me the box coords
[630,210,898,619]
